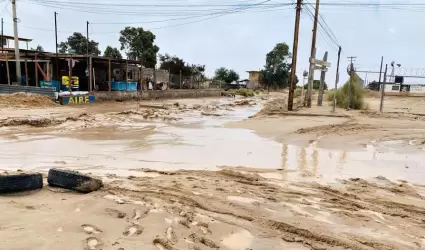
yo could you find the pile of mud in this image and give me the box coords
[0,92,56,108]
[255,98,288,116]
[0,113,91,128]
[116,109,181,121]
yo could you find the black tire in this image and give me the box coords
[47,169,103,193]
[0,173,43,194]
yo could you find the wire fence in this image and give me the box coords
[168,74,224,89]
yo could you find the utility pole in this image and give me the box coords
[1,17,3,86]
[12,0,21,84]
[378,56,383,84]
[86,21,89,56]
[287,0,302,111]
[333,46,341,112]
[54,12,59,81]
[317,51,328,106]
[1,18,3,54]
[347,56,356,109]
[86,21,90,86]
[379,64,388,113]
[306,0,320,108]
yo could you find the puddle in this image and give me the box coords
[0,103,424,184]
[222,229,254,250]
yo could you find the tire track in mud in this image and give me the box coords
[104,169,425,249]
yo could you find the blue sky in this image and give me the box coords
[1,0,424,86]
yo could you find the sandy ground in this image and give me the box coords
[1,92,425,249]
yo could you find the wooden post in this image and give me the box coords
[68,57,72,92]
[125,61,128,91]
[5,54,10,85]
[140,61,144,90]
[89,56,92,92]
[25,59,29,86]
[34,56,38,87]
[108,58,111,91]
[46,62,50,81]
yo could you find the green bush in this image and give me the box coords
[294,88,302,98]
[229,89,255,97]
[326,82,366,109]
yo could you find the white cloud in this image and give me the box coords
[388,27,396,34]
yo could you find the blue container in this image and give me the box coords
[110,81,138,91]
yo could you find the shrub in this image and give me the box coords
[294,88,302,98]
[326,82,366,109]
[229,89,255,97]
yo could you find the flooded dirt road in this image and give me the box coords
[1,94,425,249]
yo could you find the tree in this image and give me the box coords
[58,32,100,55]
[260,43,293,88]
[119,27,159,68]
[104,46,122,59]
[159,53,189,75]
[159,53,205,79]
[31,45,44,52]
[303,80,328,90]
[214,67,240,84]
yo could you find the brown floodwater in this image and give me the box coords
[0,102,424,185]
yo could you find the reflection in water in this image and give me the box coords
[298,147,307,171]
[0,103,424,184]
[312,149,319,175]
[281,144,288,180]
[337,151,347,171]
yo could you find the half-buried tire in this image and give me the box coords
[48,169,103,193]
[0,173,43,194]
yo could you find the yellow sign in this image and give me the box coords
[62,76,79,86]
[68,95,89,104]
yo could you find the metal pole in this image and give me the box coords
[378,56,383,84]
[54,12,59,81]
[12,0,21,84]
[333,46,341,112]
[287,0,302,111]
[306,0,320,108]
[380,64,388,113]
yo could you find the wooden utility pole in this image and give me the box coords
[380,64,388,113]
[1,17,3,86]
[305,0,320,108]
[287,0,303,111]
[12,0,21,83]
[317,51,328,106]
[332,46,341,112]
[54,12,59,81]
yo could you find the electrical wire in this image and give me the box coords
[304,3,340,51]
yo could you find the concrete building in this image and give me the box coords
[246,70,262,89]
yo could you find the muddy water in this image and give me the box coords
[0,103,424,185]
